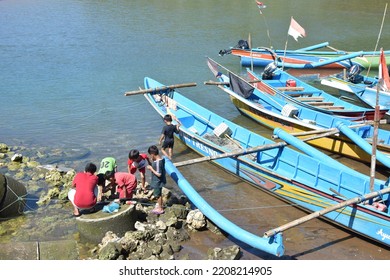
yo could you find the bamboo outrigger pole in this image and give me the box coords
[124,82,197,96]
[263,186,390,238]
[174,128,341,167]
[370,75,381,192]
[274,119,387,139]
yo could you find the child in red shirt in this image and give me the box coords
[68,162,99,217]
[104,171,137,199]
[127,149,150,194]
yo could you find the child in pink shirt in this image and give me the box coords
[105,171,137,199]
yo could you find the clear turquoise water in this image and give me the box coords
[1,0,390,259]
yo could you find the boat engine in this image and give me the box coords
[347,64,363,84]
[219,39,250,56]
[262,62,277,80]
[234,39,250,50]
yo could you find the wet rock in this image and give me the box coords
[165,227,190,243]
[45,170,63,185]
[155,220,168,232]
[36,186,61,205]
[98,242,121,260]
[207,245,241,260]
[7,161,21,171]
[11,153,23,162]
[0,143,9,153]
[206,218,223,235]
[120,233,139,253]
[186,209,207,230]
[101,231,121,246]
[167,204,189,219]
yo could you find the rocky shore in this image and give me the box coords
[0,142,242,260]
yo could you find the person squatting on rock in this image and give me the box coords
[68,162,99,217]
[104,170,137,200]
[96,157,117,201]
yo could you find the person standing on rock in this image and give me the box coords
[147,145,166,215]
[68,162,99,217]
[127,149,150,194]
[159,114,181,160]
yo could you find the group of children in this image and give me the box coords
[68,113,181,217]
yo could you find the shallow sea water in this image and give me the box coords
[1,0,390,260]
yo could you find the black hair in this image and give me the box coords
[85,162,97,174]
[148,145,159,155]
[163,114,172,122]
[128,149,140,160]
[104,170,115,180]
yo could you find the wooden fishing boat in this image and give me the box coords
[206,57,390,166]
[320,56,390,114]
[321,75,390,113]
[219,41,390,69]
[246,63,388,120]
[137,77,390,256]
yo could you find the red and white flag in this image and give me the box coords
[288,17,306,41]
[378,48,390,92]
[256,1,266,14]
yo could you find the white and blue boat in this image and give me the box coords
[321,65,390,114]
[246,62,388,120]
[138,77,390,257]
[206,57,390,166]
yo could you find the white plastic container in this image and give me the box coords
[213,123,232,138]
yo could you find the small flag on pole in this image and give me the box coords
[288,17,306,41]
[255,1,266,14]
[207,58,222,78]
[378,48,390,92]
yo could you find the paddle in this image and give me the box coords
[124,82,197,96]
[263,186,390,238]
[174,128,341,167]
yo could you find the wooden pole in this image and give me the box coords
[263,186,390,238]
[370,80,381,192]
[174,142,286,167]
[124,82,197,96]
[273,120,385,139]
[204,80,263,86]
[204,80,229,86]
[174,128,341,167]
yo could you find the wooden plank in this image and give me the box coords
[276,86,305,91]
[306,102,334,106]
[317,105,345,110]
[295,97,324,102]
[288,93,313,97]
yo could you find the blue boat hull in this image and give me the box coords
[142,77,390,254]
